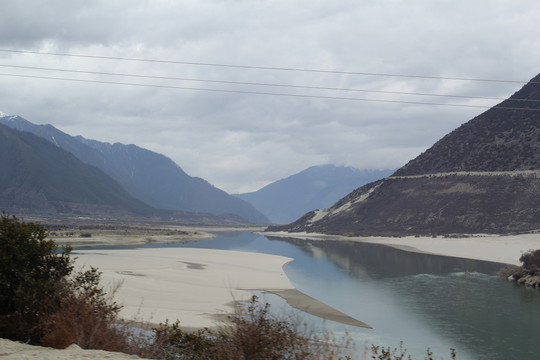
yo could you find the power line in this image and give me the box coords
[1,72,538,111]
[2,63,533,102]
[0,48,533,84]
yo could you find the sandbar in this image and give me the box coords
[268,289,371,328]
[74,247,369,329]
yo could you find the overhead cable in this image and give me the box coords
[0,48,533,84]
[1,72,539,111]
[2,63,534,102]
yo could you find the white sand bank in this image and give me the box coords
[74,247,296,328]
[263,231,540,266]
[0,339,152,360]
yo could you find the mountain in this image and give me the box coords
[268,73,540,236]
[0,123,154,217]
[0,115,270,224]
[235,165,393,224]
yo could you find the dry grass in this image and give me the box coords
[34,286,354,359]
[147,296,354,360]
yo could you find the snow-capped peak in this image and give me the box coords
[0,110,10,117]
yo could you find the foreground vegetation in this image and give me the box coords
[1,213,461,359]
[0,213,127,349]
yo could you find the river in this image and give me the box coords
[96,231,540,359]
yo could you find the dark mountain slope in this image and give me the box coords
[0,115,269,224]
[236,165,393,224]
[79,138,269,223]
[274,174,540,236]
[269,73,540,236]
[0,123,154,216]
[395,73,540,175]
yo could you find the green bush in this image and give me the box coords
[0,213,125,349]
[0,213,72,343]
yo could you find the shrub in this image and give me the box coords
[150,296,353,360]
[370,343,457,360]
[0,214,127,350]
[0,213,72,343]
[40,267,126,350]
[217,297,313,359]
[519,249,540,273]
[151,320,218,359]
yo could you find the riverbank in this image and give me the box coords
[51,227,217,247]
[74,246,370,330]
[262,231,540,266]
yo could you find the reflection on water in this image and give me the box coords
[85,232,539,360]
[266,236,539,360]
[387,272,539,360]
[271,236,504,278]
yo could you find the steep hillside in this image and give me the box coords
[0,115,269,224]
[395,73,540,175]
[0,123,154,217]
[236,165,393,224]
[268,73,540,236]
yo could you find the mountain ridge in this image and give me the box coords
[0,114,270,224]
[395,72,540,176]
[0,123,155,217]
[268,73,540,236]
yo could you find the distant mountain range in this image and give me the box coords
[269,73,540,236]
[0,115,269,224]
[0,123,154,217]
[235,165,393,224]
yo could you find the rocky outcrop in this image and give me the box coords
[502,249,540,289]
[516,275,540,288]
[507,271,540,289]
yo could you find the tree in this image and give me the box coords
[0,213,72,342]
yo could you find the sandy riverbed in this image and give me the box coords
[73,247,296,328]
[73,245,370,329]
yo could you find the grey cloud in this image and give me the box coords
[1,0,540,193]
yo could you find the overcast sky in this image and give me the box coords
[1,1,540,193]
